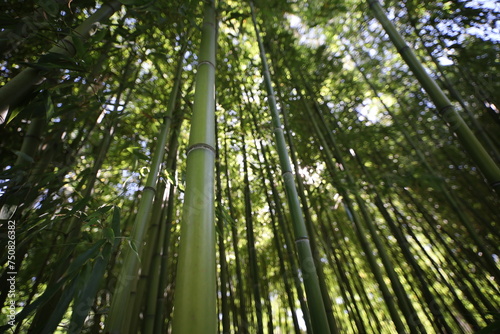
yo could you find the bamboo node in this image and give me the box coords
[186,143,216,155]
[439,104,454,116]
[143,186,157,194]
[198,60,215,69]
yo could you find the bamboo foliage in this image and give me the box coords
[367,0,500,193]
[0,0,122,124]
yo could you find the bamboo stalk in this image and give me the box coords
[353,55,500,279]
[241,131,264,334]
[223,129,249,332]
[171,1,217,332]
[215,145,231,334]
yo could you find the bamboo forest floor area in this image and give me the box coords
[0,0,499,333]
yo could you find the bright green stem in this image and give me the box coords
[215,136,230,334]
[171,1,217,333]
[0,0,121,123]
[250,2,333,333]
[367,0,500,193]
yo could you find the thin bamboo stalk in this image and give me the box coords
[241,132,264,333]
[152,124,181,333]
[215,124,231,334]
[141,179,168,333]
[351,148,454,333]
[250,2,334,333]
[223,131,249,333]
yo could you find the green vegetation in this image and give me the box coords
[0,0,499,333]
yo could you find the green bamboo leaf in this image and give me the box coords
[163,170,176,185]
[28,52,82,72]
[70,198,91,215]
[128,239,140,259]
[69,244,112,333]
[218,205,237,228]
[70,32,86,58]
[96,205,114,214]
[7,100,45,124]
[101,239,113,259]
[111,206,121,242]
[103,227,115,243]
[126,147,150,160]
[82,205,114,225]
[5,108,22,124]
[66,240,106,277]
[133,149,150,161]
[177,172,186,192]
[44,91,55,121]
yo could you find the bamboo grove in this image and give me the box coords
[0,0,499,332]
